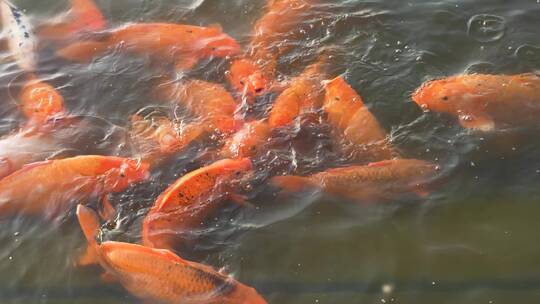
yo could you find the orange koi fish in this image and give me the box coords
[268,59,326,128]
[143,158,252,250]
[77,205,267,304]
[228,0,320,99]
[271,159,438,203]
[0,155,149,217]
[220,120,271,159]
[19,75,66,126]
[158,79,242,135]
[57,23,241,71]
[323,76,393,161]
[412,73,540,131]
[37,0,107,40]
[128,114,205,166]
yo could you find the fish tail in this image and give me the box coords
[270,175,315,193]
[56,39,110,62]
[69,0,107,32]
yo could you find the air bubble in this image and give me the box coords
[467,14,506,43]
[515,44,540,67]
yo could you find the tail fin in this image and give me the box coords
[270,175,316,193]
[69,0,107,33]
[56,39,110,62]
[36,0,106,40]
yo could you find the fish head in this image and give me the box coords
[199,27,241,58]
[412,78,463,114]
[100,158,150,192]
[324,76,350,96]
[214,158,253,178]
[20,80,65,123]
[221,120,270,158]
[228,58,269,100]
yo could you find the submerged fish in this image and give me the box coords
[220,119,271,159]
[268,58,327,128]
[271,159,438,203]
[143,158,252,251]
[37,0,107,40]
[158,79,242,135]
[412,73,540,131]
[57,23,241,71]
[0,2,67,126]
[128,114,205,166]
[323,76,393,161]
[19,75,66,126]
[1,0,37,71]
[0,155,149,218]
[228,0,320,99]
[77,205,267,304]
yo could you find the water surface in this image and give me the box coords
[2,0,540,303]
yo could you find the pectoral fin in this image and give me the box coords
[98,195,116,221]
[458,113,495,132]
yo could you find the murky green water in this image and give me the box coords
[2,0,540,303]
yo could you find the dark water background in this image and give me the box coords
[2,0,540,303]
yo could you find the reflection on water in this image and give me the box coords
[1,0,540,303]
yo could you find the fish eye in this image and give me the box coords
[235,171,242,176]
[212,47,217,51]
[120,173,126,178]
[255,88,263,93]
[239,81,245,85]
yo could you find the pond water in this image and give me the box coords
[1,0,540,303]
